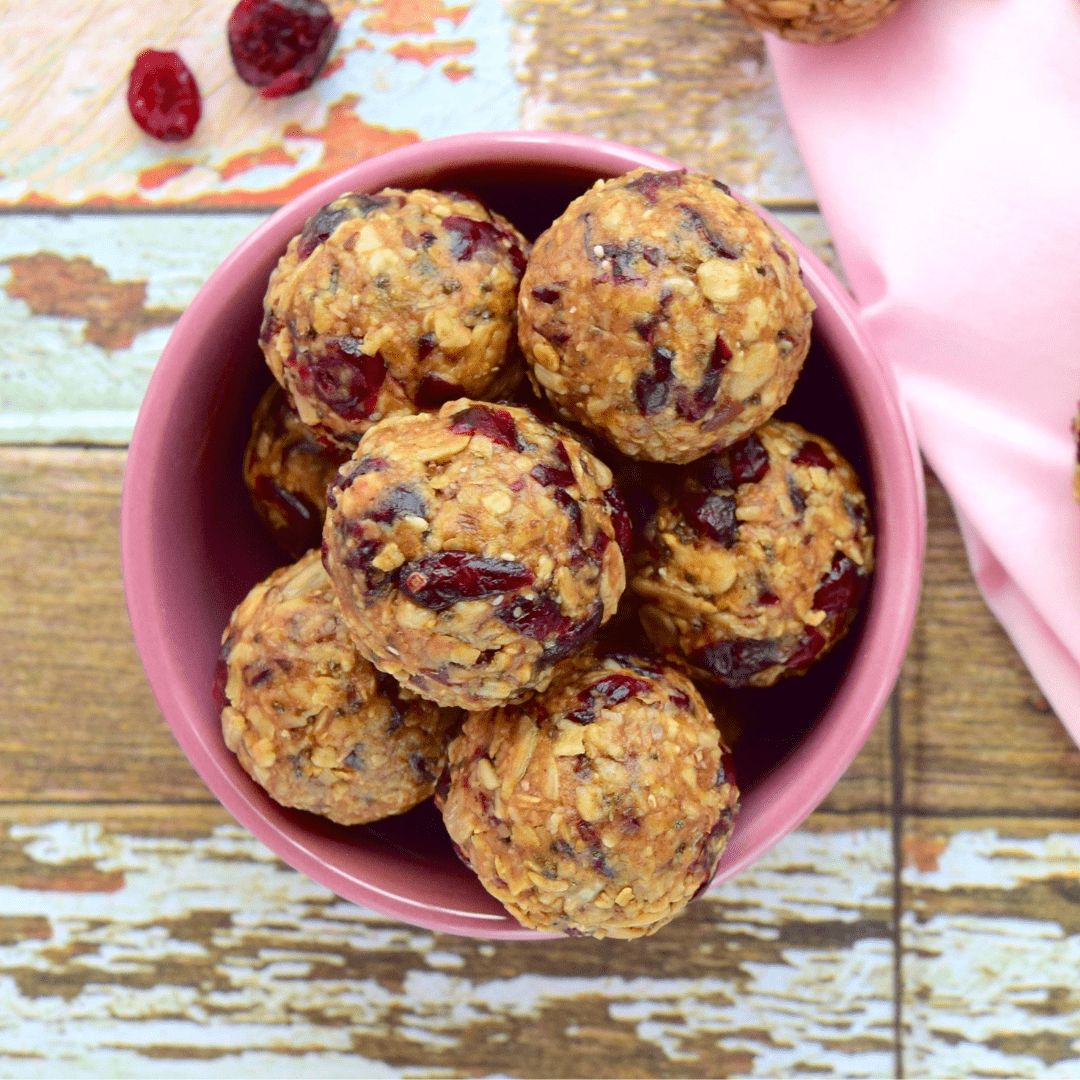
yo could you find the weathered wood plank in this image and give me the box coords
[0,444,889,815]
[0,0,807,210]
[0,215,267,443]
[0,209,831,445]
[0,804,894,1078]
[0,448,210,803]
[902,816,1080,1079]
[509,0,813,202]
[898,471,1080,817]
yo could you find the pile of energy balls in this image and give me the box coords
[216,169,875,939]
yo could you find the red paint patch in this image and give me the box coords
[902,833,948,872]
[389,39,474,66]
[16,870,126,893]
[218,145,298,181]
[364,0,472,35]
[137,159,196,189]
[2,252,183,350]
[442,59,473,81]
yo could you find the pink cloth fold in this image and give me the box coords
[767,0,1080,737]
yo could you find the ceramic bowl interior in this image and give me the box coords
[122,131,924,939]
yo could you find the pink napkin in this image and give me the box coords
[766,0,1080,737]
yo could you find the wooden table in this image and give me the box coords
[3,3,1079,1076]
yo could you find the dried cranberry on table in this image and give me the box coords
[127,50,201,142]
[227,0,338,98]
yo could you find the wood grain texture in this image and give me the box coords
[0,448,208,803]
[0,214,266,443]
[898,472,1080,818]
[0,805,893,1078]
[510,0,813,201]
[902,817,1080,1078]
[0,0,808,209]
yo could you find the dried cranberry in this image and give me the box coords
[531,286,561,303]
[635,314,661,344]
[678,203,738,259]
[212,637,234,713]
[298,201,354,260]
[575,820,614,877]
[245,663,274,687]
[529,441,575,488]
[416,334,438,364]
[252,474,320,558]
[691,637,781,686]
[370,486,426,524]
[681,491,738,547]
[677,334,732,420]
[813,553,867,614]
[599,244,646,286]
[565,700,596,726]
[399,552,533,611]
[625,170,685,204]
[711,178,733,196]
[449,405,522,451]
[539,604,603,664]
[443,216,527,275]
[342,456,388,483]
[434,764,452,804]
[589,673,650,706]
[228,0,338,98]
[695,453,735,492]
[757,589,780,606]
[554,488,583,542]
[259,314,282,347]
[342,535,382,578]
[603,485,633,560]
[127,50,201,142]
[300,340,385,422]
[415,375,466,409]
[635,347,675,415]
[409,751,437,784]
[375,669,407,732]
[729,434,770,485]
[792,441,834,471]
[668,690,691,710]
[786,627,826,669]
[497,594,568,641]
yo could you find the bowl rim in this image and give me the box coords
[122,129,926,939]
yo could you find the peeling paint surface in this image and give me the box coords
[0,0,518,207]
[905,829,1080,1078]
[0,819,894,1077]
[0,214,264,442]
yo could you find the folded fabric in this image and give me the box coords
[766,0,1080,737]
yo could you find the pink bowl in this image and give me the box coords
[122,131,925,939]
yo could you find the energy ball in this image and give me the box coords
[243,381,351,559]
[518,169,814,464]
[216,549,459,825]
[438,650,740,939]
[322,400,630,710]
[631,420,874,687]
[725,0,899,43]
[261,187,529,446]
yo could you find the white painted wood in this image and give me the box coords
[0,214,265,443]
[0,209,832,445]
[905,828,1080,1078]
[0,818,894,1077]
